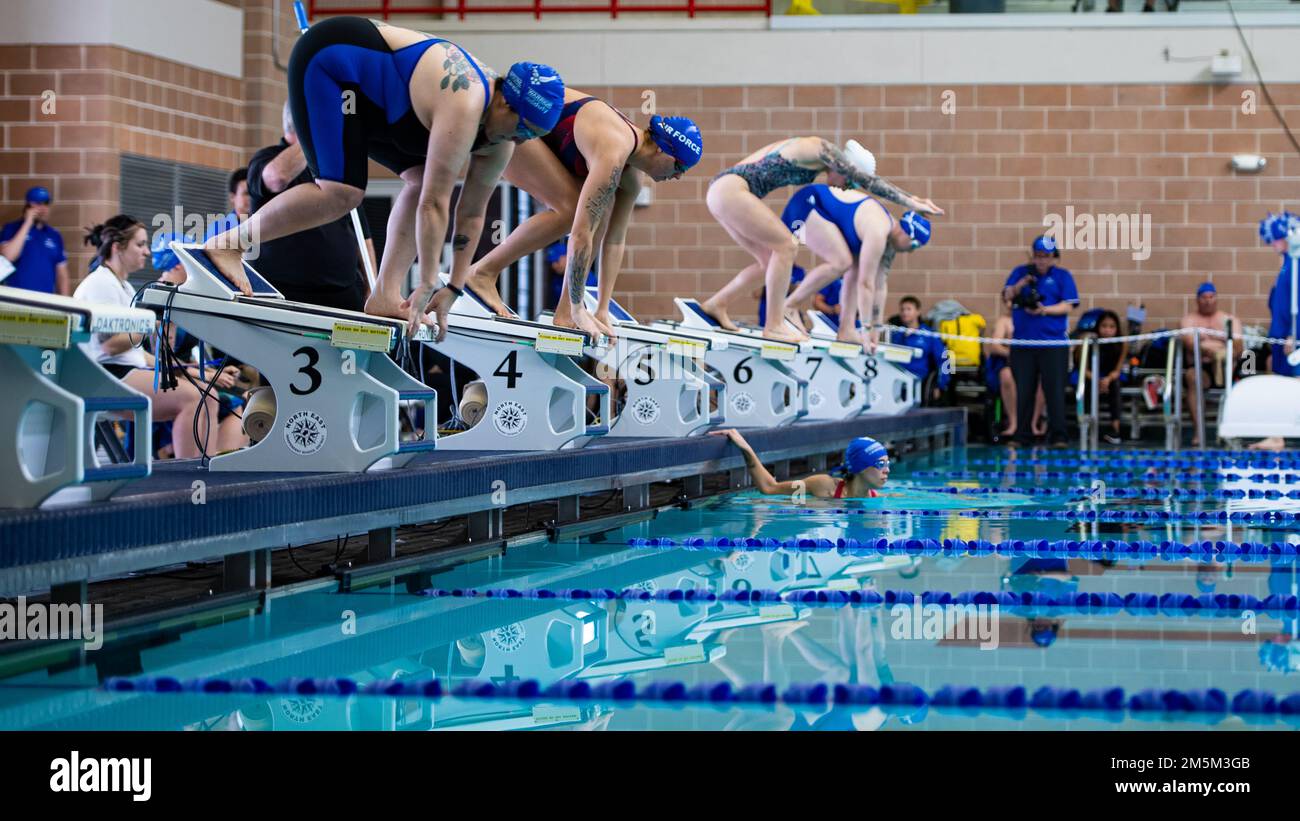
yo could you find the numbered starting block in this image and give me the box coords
[136,244,436,472]
[783,314,867,420]
[538,290,724,439]
[424,277,609,451]
[651,298,807,428]
[806,311,921,416]
[0,287,154,508]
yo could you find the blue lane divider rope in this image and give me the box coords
[1049,447,1300,459]
[756,507,1299,524]
[964,457,1300,470]
[99,675,1300,725]
[910,470,1300,485]
[627,536,1300,563]
[889,485,1283,500]
[408,585,1300,617]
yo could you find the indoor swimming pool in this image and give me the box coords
[2,444,1297,732]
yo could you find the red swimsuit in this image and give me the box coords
[833,480,878,499]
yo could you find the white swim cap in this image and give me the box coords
[844,139,877,178]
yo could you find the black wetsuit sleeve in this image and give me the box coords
[246,142,286,213]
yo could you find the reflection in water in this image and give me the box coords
[3,446,1298,731]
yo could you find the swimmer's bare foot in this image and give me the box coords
[202,244,251,296]
[842,329,873,354]
[783,305,809,334]
[364,292,410,322]
[761,325,807,346]
[555,306,606,344]
[592,310,619,341]
[1242,439,1284,452]
[700,298,739,331]
[466,268,512,317]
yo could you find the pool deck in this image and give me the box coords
[0,408,965,599]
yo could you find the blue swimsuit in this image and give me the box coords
[781,184,889,258]
[288,16,491,189]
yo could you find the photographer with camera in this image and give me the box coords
[1002,235,1078,447]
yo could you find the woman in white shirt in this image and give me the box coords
[74,215,219,459]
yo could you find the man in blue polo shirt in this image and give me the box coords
[1003,235,1079,447]
[0,187,69,295]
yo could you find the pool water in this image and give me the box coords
[2,445,1297,732]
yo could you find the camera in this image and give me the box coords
[1013,276,1041,310]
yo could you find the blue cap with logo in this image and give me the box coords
[899,211,931,249]
[1032,235,1060,257]
[1197,281,1216,297]
[649,115,703,170]
[502,62,565,133]
[840,436,888,476]
[151,231,185,272]
[25,186,51,205]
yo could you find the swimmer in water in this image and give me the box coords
[711,428,890,498]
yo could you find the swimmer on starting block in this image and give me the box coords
[711,428,891,499]
[466,91,703,340]
[202,15,566,338]
[699,136,943,345]
[780,183,932,350]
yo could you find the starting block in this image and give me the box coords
[136,244,436,472]
[423,278,609,451]
[651,298,807,428]
[0,286,154,508]
[539,289,723,439]
[783,313,867,420]
[806,311,921,416]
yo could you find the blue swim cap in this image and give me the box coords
[1259,212,1297,244]
[151,231,184,272]
[899,211,930,249]
[546,239,567,265]
[649,115,703,170]
[25,186,51,204]
[502,62,565,133]
[1031,622,1059,648]
[1196,281,1216,297]
[1032,235,1059,256]
[841,437,888,476]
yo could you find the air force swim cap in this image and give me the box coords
[502,62,565,132]
[899,211,931,249]
[842,437,888,476]
[1259,212,1297,244]
[151,231,184,272]
[1197,281,1216,297]
[649,115,703,170]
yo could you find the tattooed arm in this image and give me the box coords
[566,158,623,310]
[594,171,641,320]
[813,139,942,215]
[448,142,513,291]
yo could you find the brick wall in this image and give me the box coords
[584,83,1300,331]
[0,0,296,280]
